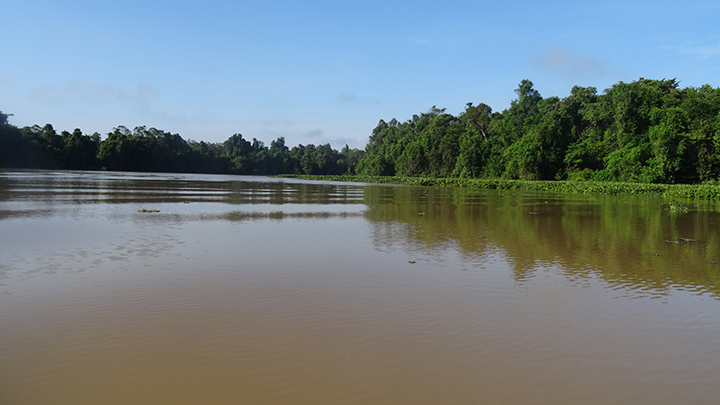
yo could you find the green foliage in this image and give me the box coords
[1,117,363,175]
[0,111,12,125]
[278,174,720,200]
[61,129,100,170]
[357,78,720,184]
[667,201,689,212]
[0,112,24,168]
[3,76,720,182]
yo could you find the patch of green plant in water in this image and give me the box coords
[138,209,160,213]
[276,175,720,200]
[667,201,689,212]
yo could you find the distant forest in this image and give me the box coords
[0,115,365,176]
[3,78,720,183]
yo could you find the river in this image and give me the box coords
[1,170,719,404]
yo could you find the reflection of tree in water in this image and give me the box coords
[224,181,365,206]
[366,197,493,265]
[0,172,371,286]
[0,172,367,207]
[363,185,720,299]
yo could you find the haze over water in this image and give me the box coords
[1,171,720,404]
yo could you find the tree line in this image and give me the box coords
[0,113,364,176]
[357,78,720,184]
[3,77,720,183]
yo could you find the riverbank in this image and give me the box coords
[276,175,720,200]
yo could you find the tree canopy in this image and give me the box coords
[0,117,364,176]
[3,78,720,184]
[356,78,720,184]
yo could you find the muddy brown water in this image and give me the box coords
[1,170,720,404]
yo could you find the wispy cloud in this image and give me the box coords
[0,72,13,87]
[261,128,325,143]
[27,79,189,128]
[336,92,381,106]
[533,46,607,79]
[262,118,293,126]
[410,27,456,48]
[137,83,159,100]
[305,129,323,138]
[30,85,63,103]
[338,92,359,103]
[31,79,160,106]
[411,37,434,46]
[66,80,130,102]
[327,136,357,148]
[679,44,720,58]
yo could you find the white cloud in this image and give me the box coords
[262,127,365,149]
[305,129,323,138]
[327,136,357,148]
[336,92,381,106]
[260,128,324,144]
[411,37,433,46]
[680,44,720,58]
[25,79,195,131]
[31,80,160,106]
[533,46,607,79]
[137,83,160,101]
[338,92,358,103]
[66,80,122,101]
[0,72,14,87]
[30,85,63,103]
[262,118,293,126]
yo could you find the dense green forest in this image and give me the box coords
[3,78,720,183]
[358,78,720,184]
[0,112,364,176]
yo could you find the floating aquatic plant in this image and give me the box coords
[667,202,689,212]
[276,175,720,200]
[663,238,696,244]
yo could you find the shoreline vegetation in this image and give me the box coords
[276,174,720,200]
[3,77,720,192]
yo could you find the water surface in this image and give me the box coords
[1,170,719,404]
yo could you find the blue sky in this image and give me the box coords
[2,0,719,149]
